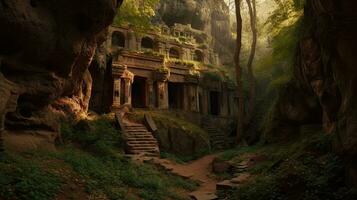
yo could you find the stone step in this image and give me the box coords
[126,135,154,139]
[129,145,159,150]
[126,138,157,142]
[127,143,158,148]
[123,121,160,157]
[130,150,160,155]
[127,140,158,145]
[216,180,239,190]
[126,132,152,136]
[129,149,159,154]
[125,128,148,132]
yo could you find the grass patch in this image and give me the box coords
[0,153,62,200]
[1,116,198,200]
[60,116,124,156]
[46,148,196,200]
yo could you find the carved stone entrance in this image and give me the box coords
[168,82,184,109]
[210,91,220,116]
[132,76,147,108]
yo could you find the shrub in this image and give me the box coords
[60,117,124,156]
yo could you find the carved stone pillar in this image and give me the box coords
[124,78,132,105]
[128,30,136,50]
[137,37,142,51]
[202,89,209,115]
[155,71,170,109]
[158,42,165,55]
[112,76,121,109]
[157,81,168,109]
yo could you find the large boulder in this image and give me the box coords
[0,0,122,151]
[154,119,210,157]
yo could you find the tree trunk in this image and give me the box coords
[245,0,257,123]
[234,0,244,144]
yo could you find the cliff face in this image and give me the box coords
[157,0,234,65]
[0,0,122,150]
[271,0,357,184]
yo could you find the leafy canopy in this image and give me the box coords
[113,0,159,31]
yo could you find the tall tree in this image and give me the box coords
[234,0,244,144]
[245,0,257,123]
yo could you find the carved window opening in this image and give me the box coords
[112,31,125,48]
[169,48,180,59]
[141,37,154,50]
[194,50,204,62]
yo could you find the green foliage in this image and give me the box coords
[59,116,197,199]
[113,0,159,31]
[0,154,62,200]
[266,0,304,34]
[220,130,357,200]
[50,149,195,200]
[128,110,209,142]
[142,50,165,58]
[60,117,124,156]
[202,70,224,82]
[155,66,170,74]
[128,110,211,159]
[165,58,200,69]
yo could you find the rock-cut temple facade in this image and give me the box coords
[90,23,238,119]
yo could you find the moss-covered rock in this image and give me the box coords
[127,110,210,157]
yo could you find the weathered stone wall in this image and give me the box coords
[271,0,357,185]
[0,0,122,151]
[157,0,234,65]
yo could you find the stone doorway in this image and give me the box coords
[132,76,147,108]
[210,91,220,116]
[168,82,184,109]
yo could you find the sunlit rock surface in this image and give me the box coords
[0,0,122,150]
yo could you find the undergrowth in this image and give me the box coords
[0,154,62,200]
[219,127,357,200]
[0,117,197,200]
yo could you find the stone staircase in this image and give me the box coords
[123,122,160,157]
[202,118,226,150]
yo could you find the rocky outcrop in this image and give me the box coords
[157,0,234,64]
[0,0,122,151]
[271,0,357,184]
[154,120,210,157]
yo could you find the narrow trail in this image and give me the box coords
[151,154,220,200]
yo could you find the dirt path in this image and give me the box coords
[151,154,219,200]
